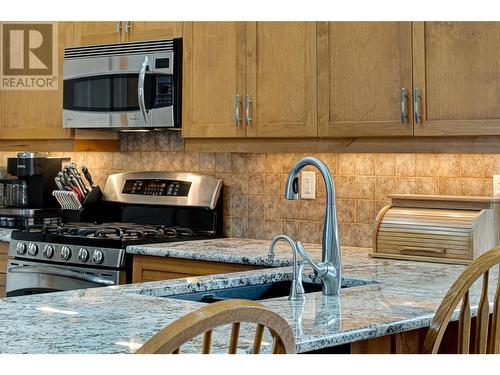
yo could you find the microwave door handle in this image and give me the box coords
[8,265,115,286]
[138,56,150,124]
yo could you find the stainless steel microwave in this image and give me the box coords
[62,38,182,130]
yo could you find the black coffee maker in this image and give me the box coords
[0,152,67,228]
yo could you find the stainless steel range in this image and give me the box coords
[6,172,223,296]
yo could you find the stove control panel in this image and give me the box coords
[122,179,191,197]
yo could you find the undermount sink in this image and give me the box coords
[165,277,373,303]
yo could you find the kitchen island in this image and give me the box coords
[0,239,497,353]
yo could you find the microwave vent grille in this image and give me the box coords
[64,39,175,59]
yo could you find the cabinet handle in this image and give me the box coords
[115,22,122,33]
[235,95,242,127]
[124,21,131,33]
[413,87,422,124]
[245,95,252,127]
[399,246,447,255]
[400,88,408,124]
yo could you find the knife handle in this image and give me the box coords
[81,166,96,188]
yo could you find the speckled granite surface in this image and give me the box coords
[0,239,497,354]
[0,228,14,242]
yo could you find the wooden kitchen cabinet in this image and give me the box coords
[413,22,500,136]
[0,242,8,297]
[127,22,183,41]
[73,22,123,46]
[182,22,246,138]
[317,22,413,137]
[245,22,318,138]
[1,22,73,140]
[132,255,265,283]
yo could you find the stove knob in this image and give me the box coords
[78,248,89,262]
[92,249,104,264]
[27,243,38,256]
[43,245,54,259]
[60,246,72,260]
[16,242,27,255]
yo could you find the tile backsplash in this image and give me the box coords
[1,131,499,247]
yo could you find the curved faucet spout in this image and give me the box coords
[284,157,342,296]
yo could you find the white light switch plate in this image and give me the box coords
[301,171,316,199]
[494,175,500,197]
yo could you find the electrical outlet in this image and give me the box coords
[301,171,316,199]
[494,175,500,197]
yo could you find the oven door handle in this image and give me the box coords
[138,55,150,124]
[8,265,116,286]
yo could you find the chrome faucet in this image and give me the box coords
[268,235,305,302]
[284,157,342,296]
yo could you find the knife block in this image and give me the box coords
[61,186,103,223]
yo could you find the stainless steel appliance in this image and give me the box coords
[6,171,223,296]
[62,38,182,130]
[0,152,66,229]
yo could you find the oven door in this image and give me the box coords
[62,53,175,129]
[6,259,124,297]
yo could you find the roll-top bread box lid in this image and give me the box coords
[371,195,500,265]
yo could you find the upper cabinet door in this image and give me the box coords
[318,22,413,137]
[182,22,246,138]
[2,22,73,139]
[73,22,123,46]
[245,22,317,138]
[126,22,182,41]
[413,22,500,136]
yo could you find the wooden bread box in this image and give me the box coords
[371,195,500,265]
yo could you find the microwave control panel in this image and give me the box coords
[153,74,174,108]
[122,179,191,197]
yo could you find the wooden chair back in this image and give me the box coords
[423,245,500,354]
[136,299,296,354]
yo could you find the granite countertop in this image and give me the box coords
[0,239,497,354]
[0,228,14,242]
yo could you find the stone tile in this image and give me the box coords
[438,154,460,177]
[460,178,484,196]
[299,220,322,244]
[483,178,494,196]
[375,176,396,200]
[139,132,157,151]
[355,176,376,200]
[376,199,391,213]
[265,174,281,196]
[356,200,375,224]
[231,174,248,195]
[337,154,355,175]
[113,152,142,170]
[247,154,266,174]
[339,222,356,247]
[460,154,484,178]
[232,154,249,174]
[248,196,265,219]
[354,223,373,248]
[282,220,300,240]
[141,152,161,171]
[215,153,232,172]
[183,152,200,172]
[336,176,356,199]
[247,219,266,240]
[336,199,356,223]
[199,153,216,173]
[230,194,248,217]
[299,199,324,221]
[395,154,416,177]
[374,154,395,176]
[394,178,416,195]
[415,177,438,195]
[248,174,265,196]
[438,178,461,195]
[230,216,247,238]
[157,152,184,171]
[263,196,281,220]
[265,154,282,174]
[484,154,500,177]
[355,154,375,176]
[415,154,439,177]
[280,199,301,220]
[265,219,282,239]
[85,152,113,170]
